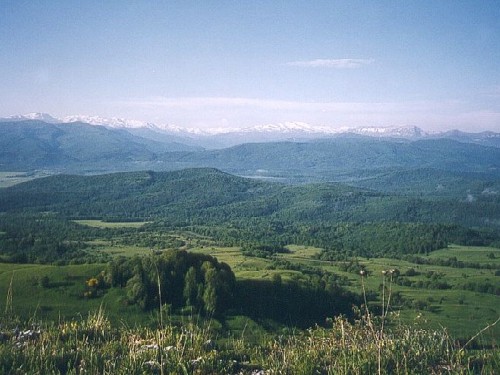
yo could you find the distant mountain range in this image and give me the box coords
[6,112,499,147]
[1,114,500,187]
[1,112,424,135]
[0,119,200,172]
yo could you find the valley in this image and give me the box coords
[0,121,499,372]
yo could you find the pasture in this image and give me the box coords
[0,241,498,342]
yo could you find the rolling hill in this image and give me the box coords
[1,120,500,196]
[0,120,199,171]
[1,168,499,231]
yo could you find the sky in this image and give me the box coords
[0,0,499,132]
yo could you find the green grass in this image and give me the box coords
[0,263,102,319]
[190,246,274,279]
[0,171,50,187]
[0,243,498,344]
[92,242,153,257]
[0,310,498,374]
[277,245,500,342]
[74,220,149,228]
[0,263,152,325]
[428,244,500,266]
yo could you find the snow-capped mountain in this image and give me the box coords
[61,114,213,135]
[11,112,500,149]
[2,112,62,123]
[237,122,339,134]
[230,122,426,138]
[0,112,428,139]
[1,112,421,136]
[62,115,155,129]
[347,125,425,138]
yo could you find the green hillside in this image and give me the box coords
[0,167,498,366]
[167,137,500,179]
[1,168,499,229]
[2,121,500,187]
[0,120,198,171]
[1,168,499,266]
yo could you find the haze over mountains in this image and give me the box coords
[1,113,500,190]
[3,112,500,147]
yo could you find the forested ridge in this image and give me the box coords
[1,168,499,228]
[0,168,499,264]
[0,167,499,369]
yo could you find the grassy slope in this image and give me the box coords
[193,244,500,342]
[74,220,149,228]
[0,229,498,342]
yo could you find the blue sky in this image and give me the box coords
[1,0,499,131]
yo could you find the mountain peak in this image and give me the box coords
[3,112,61,123]
[348,125,425,138]
[62,115,156,129]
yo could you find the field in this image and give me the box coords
[0,172,39,188]
[73,220,149,228]
[0,231,498,343]
[184,242,500,342]
[1,249,498,373]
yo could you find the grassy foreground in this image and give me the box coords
[1,308,499,374]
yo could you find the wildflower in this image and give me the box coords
[190,356,203,366]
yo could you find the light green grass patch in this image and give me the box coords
[0,262,154,324]
[285,245,322,258]
[427,244,500,266]
[0,171,50,187]
[190,246,271,271]
[74,220,149,228]
[0,263,105,319]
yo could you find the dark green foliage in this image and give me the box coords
[461,281,500,295]
[1,168,499,263]
[103,248,358,324]
[0,120,198,171]
[241,244,290,258]
[0,213,100,264]
[313,222,451,259]
[402,254,499,270]
[234,278,359,327]
[106,250,235,315]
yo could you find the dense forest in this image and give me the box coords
[0,161,498,375]
[0,168,499,265]
[95,250,359,326]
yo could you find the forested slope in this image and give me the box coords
[1,168,499,262]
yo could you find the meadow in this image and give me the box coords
[0,171,48,188]
[0,222,499,374]
[0,166,499,372]
[2,234,497,343]
[2,306,498,374]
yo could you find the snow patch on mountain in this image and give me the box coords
[0,113,433,140]
[3,112,61,123]
[239,122,340,134]
[63,115,155,129]
[348,125,425,138]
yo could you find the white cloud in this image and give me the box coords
[119,96,453,114]
[286,58,374,68]
[121,97,311,110]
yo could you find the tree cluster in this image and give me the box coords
[105,250,235,315]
